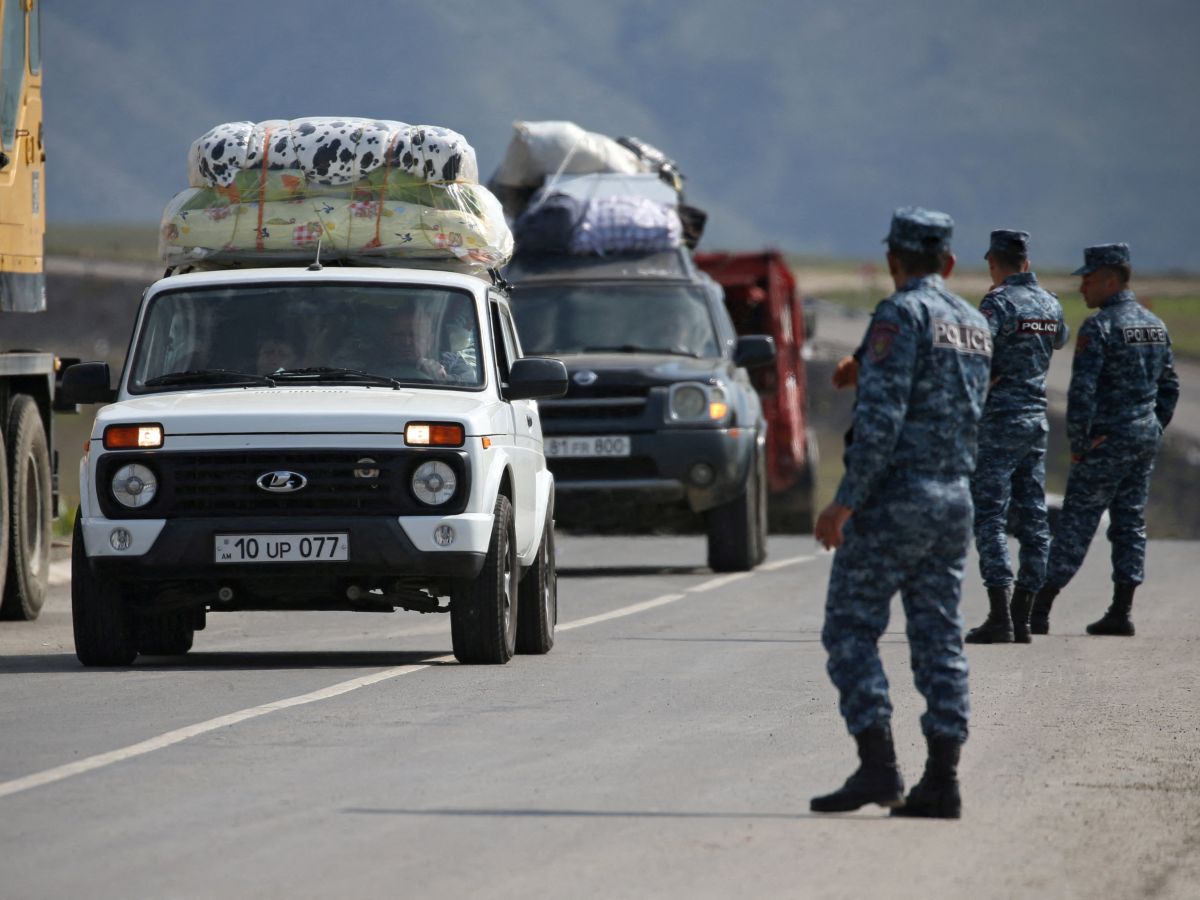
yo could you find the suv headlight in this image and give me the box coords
[668,382,729,422]
[411,460,458,506]
[112,463,158,508]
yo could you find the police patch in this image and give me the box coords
[867,322,900,363]
[1075,333,1091,355]
[1122,326,1167,345]
[932,318,992,357]
[1017,318,1060,336]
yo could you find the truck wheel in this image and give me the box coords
[768,429,817,534]
[516,513,556,655]
[0,434,8,605]
[137,612,195,656]
[1,396,52,620]
[450,495,518,664]
[706,447,764,572]
[71,511,138,666]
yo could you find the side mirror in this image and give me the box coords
[505,357,568,401]
[61,361,116,405]
[734,335,776,369]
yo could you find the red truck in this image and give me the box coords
[694,251,816,532]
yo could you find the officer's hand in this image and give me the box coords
[1071,435,1106,463]
[832,355,859,389]
[815,502,853,550]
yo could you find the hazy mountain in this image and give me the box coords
[42,0,1200,271]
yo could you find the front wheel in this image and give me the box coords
[706,446,765,573]
[450,495,519,664]
[72,511,138,666]
[516,510,557,655]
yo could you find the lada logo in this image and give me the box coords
[572,370,599,386]
[256,470,308,493]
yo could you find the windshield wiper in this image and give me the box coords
[144,369,276,387]
[270,366,403,389]
[581,345,701,358]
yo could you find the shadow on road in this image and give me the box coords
[0,649,451,674]
[621,635,825,644]
[341,806,887,822]
[559,565,708,578]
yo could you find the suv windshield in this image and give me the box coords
[511,283,719,358]
[128,283,483,392]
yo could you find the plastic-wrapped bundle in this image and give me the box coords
[160,183,512,268]
[489,120,647,220]
[490,120,642,189]
[162,118,511,269]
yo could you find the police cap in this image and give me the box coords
[1071,242,1130,276]
[884,206,954,254]
[986,229,1029,260]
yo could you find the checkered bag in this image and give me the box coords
[568,195,682,255]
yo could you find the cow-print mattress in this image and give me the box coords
[188,118,479,189]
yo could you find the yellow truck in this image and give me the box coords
[0,0,64,621]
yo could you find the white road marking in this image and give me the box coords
[0,661,449,800]
[13,552,821,800]
[0,588,705,800]
[687,572,753,593]
[759,554,817,571]
[557,593,686,631]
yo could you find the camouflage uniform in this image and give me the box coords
[823,209,992,742]
[1043,261,1179,590]
[973,267,1068,591]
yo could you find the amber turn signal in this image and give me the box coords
[103,424,164,450]
[404,422,465,447]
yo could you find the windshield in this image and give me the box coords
[511,283,720,358]
[128,283,483,392]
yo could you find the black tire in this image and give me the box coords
[768,427,817,535]
[136,612,195,656]
[516,511,556,655]
[706,446,765,573]
[450,495,518,664]
[0,431,9,606]
[1,396,52,620]
[72,511,138,666]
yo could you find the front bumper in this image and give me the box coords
[548,427,754,514]
[84,513,490,582]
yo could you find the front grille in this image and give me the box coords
[171,451,398,514]
[539,398,647,422]
[550,457,659,481]
[97,449,469,519]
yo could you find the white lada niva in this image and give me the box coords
[62,265,567,666]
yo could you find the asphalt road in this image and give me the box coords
[2,534,1197,899]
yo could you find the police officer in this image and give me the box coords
[1030,244,1179,635]
[965,230,1068,644]
[811,208,991,819]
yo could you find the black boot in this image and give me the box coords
[1010,588,1034,644]
[810,725,905,813]
[891,735,962,819]
[1029,586,1059,635]
[1086,583,1136,636]
[964,586,1014,644]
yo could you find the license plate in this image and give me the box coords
[545,435,631,458]
[215,533,349,564]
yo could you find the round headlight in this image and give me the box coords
[112,463,158,508]
[412,460,457,506]
[670,385,708,420]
